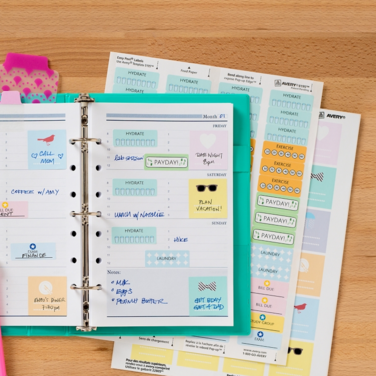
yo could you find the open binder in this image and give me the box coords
[1,93,250,336]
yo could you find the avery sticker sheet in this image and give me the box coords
[0,103,82,326]
[87,102,235,327]
[111,110,360,375]
[106,52,323,364]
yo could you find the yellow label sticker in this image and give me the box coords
[268,340,314,376]
[189,179,227,218]
[177,351,220,371]
[223,357,265,375]
[28,276,67,316]
[131,345,174,365]
[251,312,285,333]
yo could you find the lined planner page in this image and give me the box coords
[0,104,82,326]
[88,102,234,327]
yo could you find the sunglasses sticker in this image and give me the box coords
[189,179,227,219]
[269,340,314,375]
[189,131,228,170]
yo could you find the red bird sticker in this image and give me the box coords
[294,303,307,313]
[37,134,55,146]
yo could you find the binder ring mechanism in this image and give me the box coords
[70,284,102,291]
[69,138,101,145]
[70,211,101,218]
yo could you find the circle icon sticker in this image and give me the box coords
[39,281,53,295]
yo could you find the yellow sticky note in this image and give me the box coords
[131,345,174,365]
[223,357,265,375]
[268,340,314,376]
[189,179,227,218]
[177,351,220,371]
[28,276,67,316]
[251,312,285,333]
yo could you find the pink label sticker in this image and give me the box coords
[313,121,342,166]
[251,277,289,299]
[189,131,228,170]
[252,293,287,316]
[0,201,28,218]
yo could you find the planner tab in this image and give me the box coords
[0,90,21,104]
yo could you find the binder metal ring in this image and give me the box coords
[70,284,102,291]
[69,138,101,145]
[70,211,101,217]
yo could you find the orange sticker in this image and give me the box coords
[297,252,325,297]
[260,157,304,181]
[262,141,307,162]
[28,276,67,316]
[258,174,302,197]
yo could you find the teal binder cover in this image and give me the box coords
[3,93,250,337]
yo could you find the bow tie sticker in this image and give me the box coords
[198,281,216,292]
[311,172,324,182]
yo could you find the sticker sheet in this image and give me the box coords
[105,52,324,364]
[0,103,82,326]
[111,109,360,375]
[87,102,235,327]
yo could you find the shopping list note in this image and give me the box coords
[111,110,360,376]
[105,52,323,364]
[88,102,234,327]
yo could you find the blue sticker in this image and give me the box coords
[189,276,228,316]
[237,329,283,350]
[291,296,320,341]
[28,130,66,170]
[11,242,56,260]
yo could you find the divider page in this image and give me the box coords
[0,103,82,326]
[88,102,234,327]
[105,52,323,364]
[111,109,360,375]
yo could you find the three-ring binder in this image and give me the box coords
[71,93,101,332]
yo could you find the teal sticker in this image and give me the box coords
[308,165,337,209]
[166,75,211,94]
[144,154,188,170]
[218,82,262,138]
[113,67,159,93]
[112,227,157,244]
[265,107,312,145]
[113,179,157,196]
[145,251,190,268]
[269,90,314,111]
[11,243,56,260]
[28,130,66,170]
[189,276,228,316]
[113,129,158,147]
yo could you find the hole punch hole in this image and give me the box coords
[71,192,76,198]
[71,257,77,264]
[70,165,76,171]
[96,165,101,171]
[71,231,77,237]
[96,231,102,237]
[96,258,102,264]
[83,303,89,310]
[96,192,101,198]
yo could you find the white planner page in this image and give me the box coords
[88,102,234,327]
[0,103,82,326]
